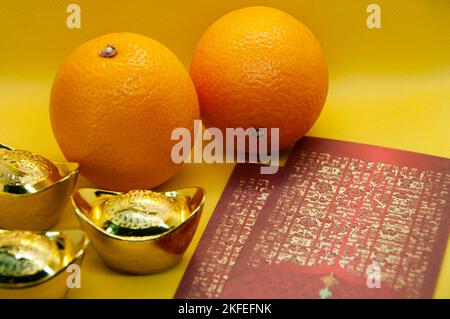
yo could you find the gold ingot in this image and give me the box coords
[0,144,79,230]
[0,229,89,298]
[72,187,205,274]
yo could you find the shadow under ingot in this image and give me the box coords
[0,144,79,230]
[72,187,205,275]
[0,229,89,298]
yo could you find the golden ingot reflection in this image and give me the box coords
[72,187,205,274]
[99,190,189,237]
[0,144,79,230]
[0,232,60,282]
[0,229,89,298]
[0,148,61,194]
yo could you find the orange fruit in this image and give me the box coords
[190,6,328,150]
[50,33,199,191]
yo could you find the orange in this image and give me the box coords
[50,33,199,191]
[190,6,328,150]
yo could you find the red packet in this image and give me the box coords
[175,137,450,299]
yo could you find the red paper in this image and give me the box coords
[175,137,450,299]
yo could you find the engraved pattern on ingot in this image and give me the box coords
[0,232,61,283]
[0,149,60,193]
[101,190,188,236]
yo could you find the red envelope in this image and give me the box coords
[176,137,450,299]
[221,263,402,299]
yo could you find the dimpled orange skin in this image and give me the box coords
[190,6,328,150]
[50,33,199,191]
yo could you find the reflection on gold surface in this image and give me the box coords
[72,187,205,274]
[0,144,79,230]
[0,229,89,298]
[100,190,189,237]
[0,148,61,194]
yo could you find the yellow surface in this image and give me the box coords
[1,0,449,298]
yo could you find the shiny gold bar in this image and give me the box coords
[0,229,89,298]
[0,144,79,230]
[72,187,205,274]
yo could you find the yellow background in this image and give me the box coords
[0,0,449,298]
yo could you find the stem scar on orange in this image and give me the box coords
[190,6,329,150]
[50,32,199,191]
